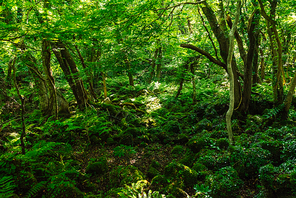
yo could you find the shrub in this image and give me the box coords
[85,157,108,176]
[230,146,271,179]
[206,166,243,198]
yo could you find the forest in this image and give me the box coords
[0,0,296,197]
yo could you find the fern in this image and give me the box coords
[24,181,47,198]
[0,176,15,198]
[263,104,284,119]
[118,180,166,198]
[25,141,63,160]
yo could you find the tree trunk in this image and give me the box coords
[190,57,198,104]
[51,40,88,109]
[281,53,296,119]
[240,9,261,113]
[15,41,49,114]
[102,72,107,98]
[260,48,266,81]
[148,48,158,83]
[201,2,242,106]
[226,0,241,145]
[74,45,97,100]
[156,47,162,82]
[258,0,284,105]
[41,39,58,118]
[175,62,189,99]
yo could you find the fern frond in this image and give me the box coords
[0,176,15,198]
[24,181,47,198]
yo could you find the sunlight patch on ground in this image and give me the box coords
[145,96,161,113]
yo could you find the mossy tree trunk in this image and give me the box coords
[226,0,241,145]
[41,39,58,118]
[51,40,88,110]
[240,9,261,113]
[259,0,284,105]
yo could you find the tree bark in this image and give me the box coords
[51,40,88,109]
[226,0,241,145]
[156,47,162,82]
[15,41,49,114]
[148,48,158,83]
[41,39,58,118]
[240,9,261,112]
[258,0,284,105]
[74,45,97,100]
[201,2,242,106]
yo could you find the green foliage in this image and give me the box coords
[230,146,271,178]
[193,184,212,198]
[0,176,15,198]
[113,145,137,158]
[262,104,284,119]
[164,161,198,187]
[109,165,144,188]
[24,181,46,198]
[85,157,108,176]
[118,180,166,198]
[206,166,243,198]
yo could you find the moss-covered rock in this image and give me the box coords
[147,166,160,178]
[171,145,185,155]
[209,130,228,139]
[230,146,271,179]
[192,162,209,180]
[85,157,108,176]
[150,160,161,169]
[106,137,115,145]
[206,166,243,198]
[164,161,198,187]
[187,136,207,153]
[151,175,169,191]
[116,131,134,145]
[175,133,189,144]
[109,165,144,187]
[179,151,196,167]
[254,140,283,165]
[196,118,212,131]
[216,138,229,150]
[125,127,139,136]
[196,150,230,171]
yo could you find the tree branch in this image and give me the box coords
[158,1,206,10]
[180,43,226,69]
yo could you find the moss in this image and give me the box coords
[151,175,169,191]
[150,160,161,169]
[192,162,209,180]
[147,166,160,178]
[187,136,207,153]
[106,137,115,145]
[85,157,108,176]
[164,161,198,187]
[171,145,184,155]
[175,133,189,144]
[206,166,243,198]
[125,127,139,136]
[196,118,213,131]
[216,138,229,150]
